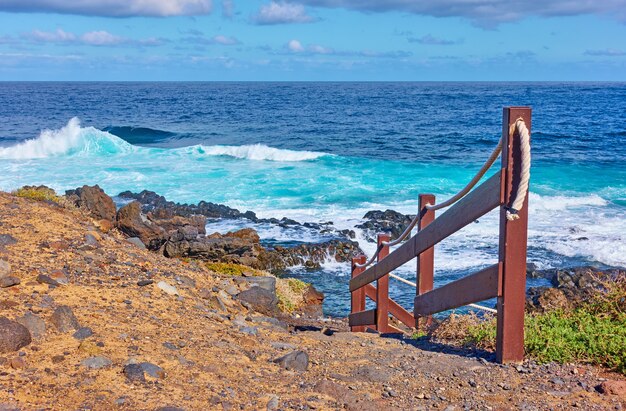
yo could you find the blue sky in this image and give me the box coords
[0,0,625,81]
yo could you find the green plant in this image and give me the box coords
[204,262,264,277]
[14,186,62,203]
[277,291,296,313]
[287,278,309,294]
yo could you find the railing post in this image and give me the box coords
[376,234,391,333]
[350,255,367,332]
[496,107,531,363]
[416,194,435,330]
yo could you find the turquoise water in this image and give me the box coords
[0,82,624,315]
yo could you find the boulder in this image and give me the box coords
[163,233,258,262]
[237,286,278,315]
[66,185,116,223]
[0,317,32,353]
[116,201,166,250]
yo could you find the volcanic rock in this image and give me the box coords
[0,317,32,353]
[66,185,116,223]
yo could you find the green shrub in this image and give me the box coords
[205,262,264,277]
[14,186,62,203]
[430,276,626,374]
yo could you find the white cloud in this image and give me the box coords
[80,31,125,46]
[27,28,76,43]
[284,39,410,58]
[254,1,314,24]
[408,34,462,46]
[0,0,213,17]
[22,29,165,47]
[287,39,305,52]
[298,0,626,26]
[212,35,240,45]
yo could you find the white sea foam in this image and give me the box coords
[192,143,328,162]
[0,117,84,159]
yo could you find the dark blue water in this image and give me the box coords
[0,82,624,316]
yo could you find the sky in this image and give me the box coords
[0,0,625,81]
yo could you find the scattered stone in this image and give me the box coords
[266,395,279,411]
[137,279,154,287]
[154,407,185,411]
[157,281,179,296]
[73,327,94,340]
[126,237,147,249]
[239,326,259,336]
[0,235,17,247]
[123,363,146,383]
[50,306,80,333]
[0,260,11,279]
[273,350,309,372]
[16,312,46,339]
[51,355,65,364]
[0,317,32,353]
[162,342,178,350]
[49,270,69,285]
[9,357,26,369]
[36,274,59,286]
[0,276,19,288]
[140,362,165,379]
[84,233,99,248]
[81,356,112,369]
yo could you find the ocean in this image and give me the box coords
[0,82,624,316]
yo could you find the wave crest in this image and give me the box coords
[192,144,327,162]
[0,117,134,159]
[0,118,328,162]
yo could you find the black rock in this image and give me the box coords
[137,279,154,287]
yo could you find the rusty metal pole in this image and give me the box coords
[496,107,531,363]
[376,234,391,333]
[350,255,367,332]
[416,194,435,330]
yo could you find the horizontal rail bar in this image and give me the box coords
[364,284,415,329]
[350,171,502,292]
[348,308,376,327]
[389,273,498,314]
[414,263,501,317]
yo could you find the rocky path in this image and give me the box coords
[0,192,624,410]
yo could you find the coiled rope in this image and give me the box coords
[354,118,530,269]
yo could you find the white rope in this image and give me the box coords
[354,118,530,268]
[388,274,497,313]
[505,119,531,221]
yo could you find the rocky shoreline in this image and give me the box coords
[0,187,624,410]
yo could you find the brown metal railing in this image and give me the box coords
[349,107,531,363]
